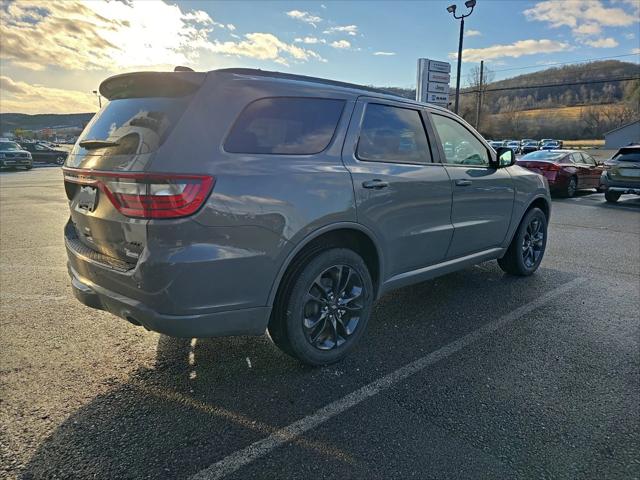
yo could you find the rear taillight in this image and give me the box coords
[544,163,561,172]
[63,168,214,219]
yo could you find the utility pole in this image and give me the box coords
[475,60,484,130]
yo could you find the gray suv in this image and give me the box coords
[64,68,551,365]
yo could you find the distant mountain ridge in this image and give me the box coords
[0,113,95,134]
[1,60,638,139]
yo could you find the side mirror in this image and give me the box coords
[492,147,515,168]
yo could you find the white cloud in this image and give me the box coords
[0,0,219,71]
[227,24,236,31]
[625,32,636,39]
[0,75,96,114]
[632,48,640,54]
[373,51,396,56]
[286,10,322,27]
[294,36,324,44]
[323,25,358,36]
[330,40,351,49]
[572,23,601,36]
[206,32,324,64]
[582,37,619,48]
[524,0,638,38]
[450,39,571,61]
[466,29,482,37]
[320,4,327,9]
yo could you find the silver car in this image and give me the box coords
[63,68,551,365]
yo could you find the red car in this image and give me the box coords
[517,150,604,197]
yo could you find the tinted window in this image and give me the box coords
[225,97,345,155]
[613,150,640,163]
[431,114,489,166]
[523,151,564,161]
[356,104,431,163]
[77,96,192,155]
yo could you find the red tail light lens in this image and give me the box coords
[63,168,214,219]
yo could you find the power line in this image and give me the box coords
[490,53,640,74]
[460,75,640,95]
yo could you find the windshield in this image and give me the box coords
[0,142,21,151]
[522,151,565,160]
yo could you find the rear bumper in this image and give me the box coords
[600,173,640,194]
[69,264,271,337]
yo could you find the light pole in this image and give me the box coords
[92,90,102,109]
[447,0,476,114]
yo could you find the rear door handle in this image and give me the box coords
[362,179,389,189]
[455,179,472,186]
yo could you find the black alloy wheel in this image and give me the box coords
[303,265,364,350]
[521,217,544,269]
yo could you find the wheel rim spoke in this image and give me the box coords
[302,264,364,350]
[522,217,545,268]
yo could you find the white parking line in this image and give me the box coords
[189,277,586,480]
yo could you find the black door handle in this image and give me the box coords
[362,179,389,189]
[455,179,472,186]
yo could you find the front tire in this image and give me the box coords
[55,156,65,166]
[498,207,547,276]
[269,248,373,366]
[605,190,621,203]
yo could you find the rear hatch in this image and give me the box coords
[64,71,210,265]
[606,147,640,184]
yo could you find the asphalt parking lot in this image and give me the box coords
[1,166,638,479]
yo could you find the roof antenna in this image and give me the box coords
[174,66,194,72]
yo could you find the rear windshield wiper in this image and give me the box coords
[79,139,120,149]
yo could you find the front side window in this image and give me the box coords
[571,153,583,164]
[224,97,345,155]
[581,153,597,166]
[431,114,489,166]
[356,103,431,164]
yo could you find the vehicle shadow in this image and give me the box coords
[21,264,579,479]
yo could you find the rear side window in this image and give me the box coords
[224,97,345,155]
[356,103,431,164]
[613,150,640,162]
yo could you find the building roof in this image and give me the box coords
[604,119,640,136]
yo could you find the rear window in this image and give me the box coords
[522,151,564,160]
[77,96,192,155]
[613,150,640,162]
[224,97,345,155]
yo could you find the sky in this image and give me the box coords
[0,0,639,114]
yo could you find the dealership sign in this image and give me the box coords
[416,58,451,107]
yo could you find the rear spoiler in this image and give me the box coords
[99,71,206,100]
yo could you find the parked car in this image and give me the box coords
[517,149,603,197]
[539,138,554,148]
[506,140,521,154]
[63,68,551,365]
[22,142,68,165]
[520,141,539,155]
[0,141,32,170]
[520,138,536,147]
[489,140,504,149]
[540,140,561,150]
[600,144,640,203]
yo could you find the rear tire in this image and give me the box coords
[498,207,547,276]
[55,156,65,166]
[268,248,373,366]
[564,176,577,197]
[605,190,621,203]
